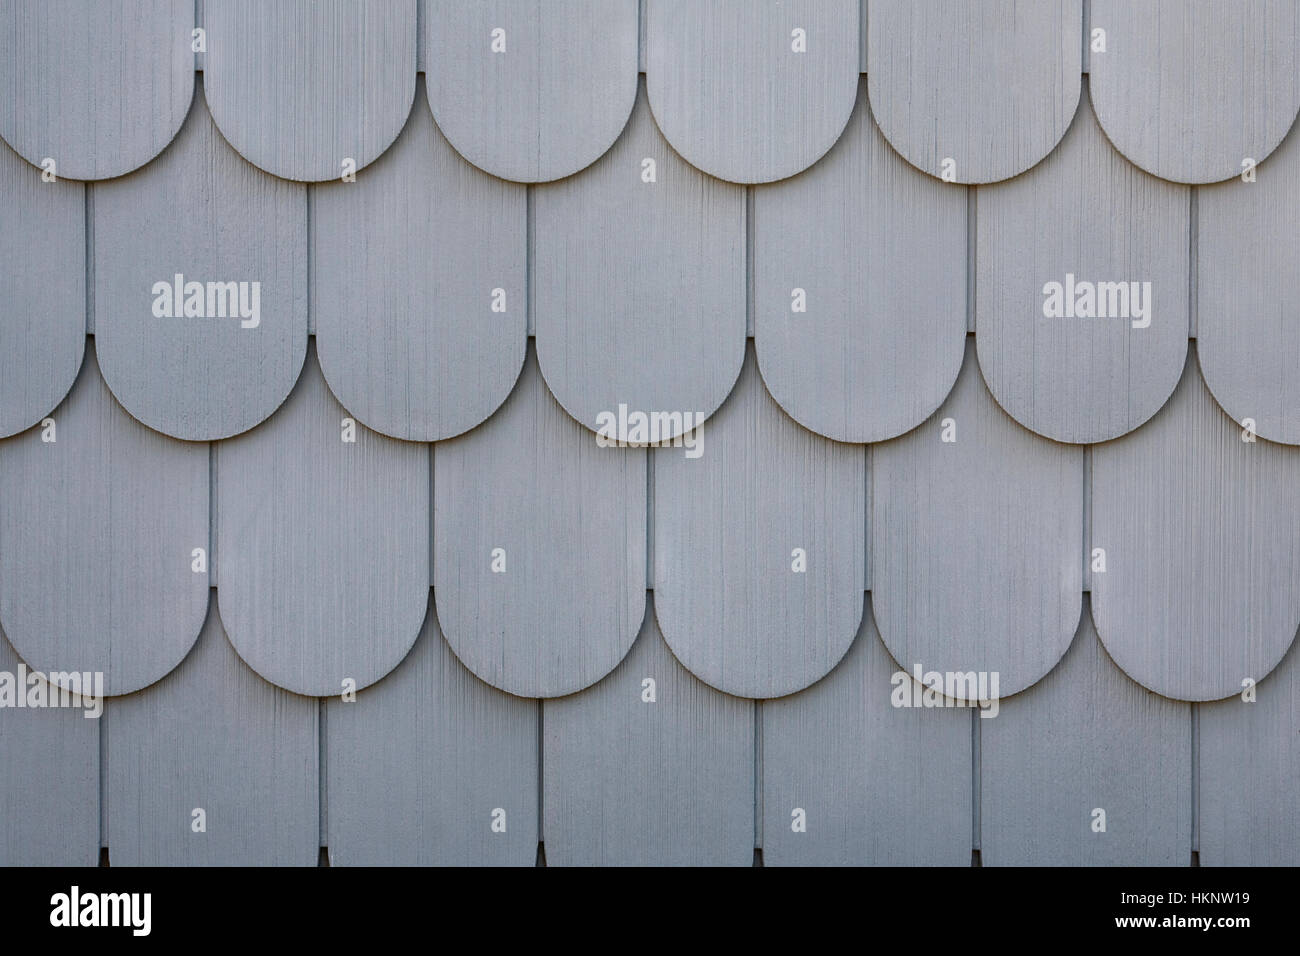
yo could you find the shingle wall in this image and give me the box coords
[0,0,1297,867]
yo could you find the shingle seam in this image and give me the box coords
[1188,188,1198,339]
[84,185,94,335]
[753,698,763,850]
[971,705,981,856]
[1082,0,1091,74]
[1190,704,1200,856]
[1083,445,1092,592]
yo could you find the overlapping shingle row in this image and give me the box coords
[1,0,1297,866]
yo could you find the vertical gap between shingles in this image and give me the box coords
[436,444,441,587]
[84,184,94,335]
[98,698,107,851]
[209,443,217,586]
[1082,445,1092,591]
[415,0,425,74]
[864,445,872,591]
[1081,0,1090,73]
[971,705,981,857]
[745,186,754,338]
[859,0,867,73]
[306,187,315,336]
[1190,703,1199,859]
[318,697,327,851]
[646,453,655,589]
[753,699,763,850]
[638,0,647,73]
[965,186,976,334]
[1188,188,1198,339]
[195,0,204,70]
[526,186,536,338]
[536,698,544,844]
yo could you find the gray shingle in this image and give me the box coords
[312,85,525,442]
[1089,0,1300,184]
[1199,634,1300,865]
[216,345,428,697]
[0,628,99,867]
[976,86,1189,443]
[533,84,744,439]
[1198,121,1300,445]
[542,599,753,866]
[106,598,318,866]
[434,350,646,699]
[0,137,84,439]
[654,349,865,699]
[93,84,308,442]
[0,0,193,181]
[327,595,538,866]
[646,0,859,184]
[872,340,1083,698]
[761,599,972,866]
[202,0,416,182]
[867,0,1081,184]
[425,0,638,183]
[752,78,966,443]
[1092,349,1300,701]
[981,602,1191,866]
[0,343,209,697]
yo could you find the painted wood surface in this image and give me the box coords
[1090,0,1300,183]
[868,0,1081,184]
[94,85,307,441]
[753,80,966,443]
[203,0,416,182]
[434,349,646,699]
[327,595,538,866]
[425,0,638,183]
[313,85,525,442]
[654,348,865,699]
[217,346,429,698]
[0,344,209,697]
[0,0,193,180]
[106,599,318,866]
[543,601,753,866]
[646,0,859,184]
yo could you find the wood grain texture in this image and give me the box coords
[94,86,308,442]
[872,341,1083,698]
[762,599,971,866]
[105,598,318,866]
[543,599,753,866]
[654,348,865,699]
[314,86,525,442]
[216,346,428,697]
[0,0,193,180]
[1092,350,1300,701]
[1198,120,1300,444]
[434,349,645,698]
[752,79,966,443]
[425,0,638,183]
[533,85,744,439]
[327,594,538,866]
[0,138,84,438]
[867,0,1081,184]
[981,603,1191,865]
[0,344,209,697]
[976,88,1189,444]
[1200,634,1300,865]
[203,0,416,182]
[1090,0,1300,183]
[0,628,99,866]
[646,0,858,184]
